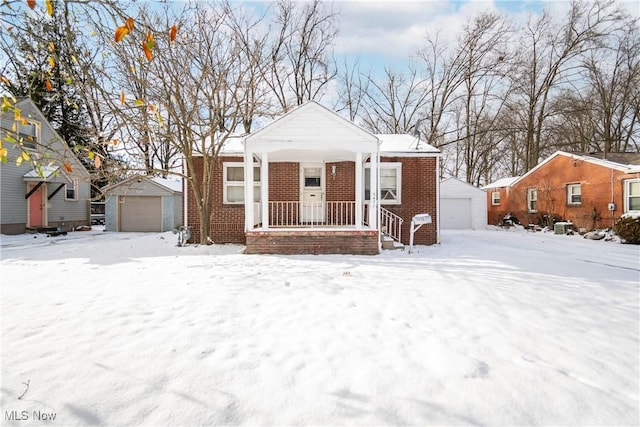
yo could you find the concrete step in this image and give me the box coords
[381,236,404,250]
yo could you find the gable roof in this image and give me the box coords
[512,151,640,186]
[482,176,520,189]
[102,174,182,194]
[376,134,440,156]
[245,101,378,146]
[5,98,90,178]
[441,177,486,194]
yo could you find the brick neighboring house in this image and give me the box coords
[186,101,441,255]
[484,151,640,230]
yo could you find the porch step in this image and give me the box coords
[381,235,404,250]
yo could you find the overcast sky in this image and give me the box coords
[328,0,640,71]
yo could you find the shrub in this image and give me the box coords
[614,214,640,244]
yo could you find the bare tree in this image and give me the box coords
[359,65,429,134]
[332,57,369,122]
[506,0,627,171]
[136,2,254,244]
[263,0,338,112]
[581,18,640,153]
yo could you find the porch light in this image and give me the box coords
[331,165,336,179]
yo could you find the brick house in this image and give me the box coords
[186,101,441,254]
[484,151,640,230]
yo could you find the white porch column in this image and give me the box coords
[355,152,363,228]
[260,152,269,230]
[369,151,378,229]
[244,150,254,231]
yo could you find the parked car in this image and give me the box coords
[90,202,105,225]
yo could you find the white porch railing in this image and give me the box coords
[263,201,357,227]
[379,206,403,243]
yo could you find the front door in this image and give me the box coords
[28,183,45,227]
[301,165,324,223]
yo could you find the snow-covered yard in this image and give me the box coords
[1,227,638,426]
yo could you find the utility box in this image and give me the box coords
[554,222,573,234]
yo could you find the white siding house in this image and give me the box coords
[0,98,91,234]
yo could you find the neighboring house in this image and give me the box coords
[484,151,640,230]
[482,176,520,226]
[440,177,487,230]
[0,98,90,235]
[186,101,441,255]
[103,175,183,232]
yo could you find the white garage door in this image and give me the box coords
[119,196,162,232]
[441,198,472,229]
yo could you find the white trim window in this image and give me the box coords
[223,162,260,204]
[567,183,581,205]
[365,163,401,205]
[2,119,39,150]
[65,179,78,201]
[527,187,537,213]
[625,179,640,213]
[491,191,501,206]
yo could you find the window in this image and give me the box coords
[17,121,38,150]
[365,163,401,204]
[223,163,260,204]
[491,191,501,206]
[527,188,537,213]
[65,179,78,200]
[625,179,640,212]
[567,184,581,205]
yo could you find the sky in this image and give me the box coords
[1,227,638,425]
[329,0,640,72]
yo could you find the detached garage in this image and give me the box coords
[103,175,183,232]
[440,177,487,230]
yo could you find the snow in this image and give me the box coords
[376,134,440,154]
[150,177,183,193]
[1,227,638,426]
[482,176,520,189]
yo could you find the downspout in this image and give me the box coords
[182,156,188,229]
[436,154,441,244]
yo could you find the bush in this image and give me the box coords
[614,214,640,244]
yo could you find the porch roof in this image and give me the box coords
[245,101,379,160]
[23,166,70,183]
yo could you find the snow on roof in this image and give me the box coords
[217,133,441,156]
[482,176,519,189]
[23,165,60,179]
[376,134,440,154]
[151,176,183,193]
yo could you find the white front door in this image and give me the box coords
[301,164,324,223]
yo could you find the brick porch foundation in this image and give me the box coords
[245,229,380,255]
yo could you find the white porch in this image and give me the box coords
[243,102,382,234]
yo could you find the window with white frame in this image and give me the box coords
[223,163,260,204]
[65,179,78,200]
[567,183,581,205]
[625,179,640,212]
[527,187,537,212]
[491,191,501,205]
[364,163,401,204]
[1,120,39,149]
[17,121,38,150]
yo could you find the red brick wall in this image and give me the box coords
[486,186,513,225]
[506,155,639,230]
[246,230,379,255]
[186,156,245,244]
[379,157,438,245]
[187,155,439,246]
